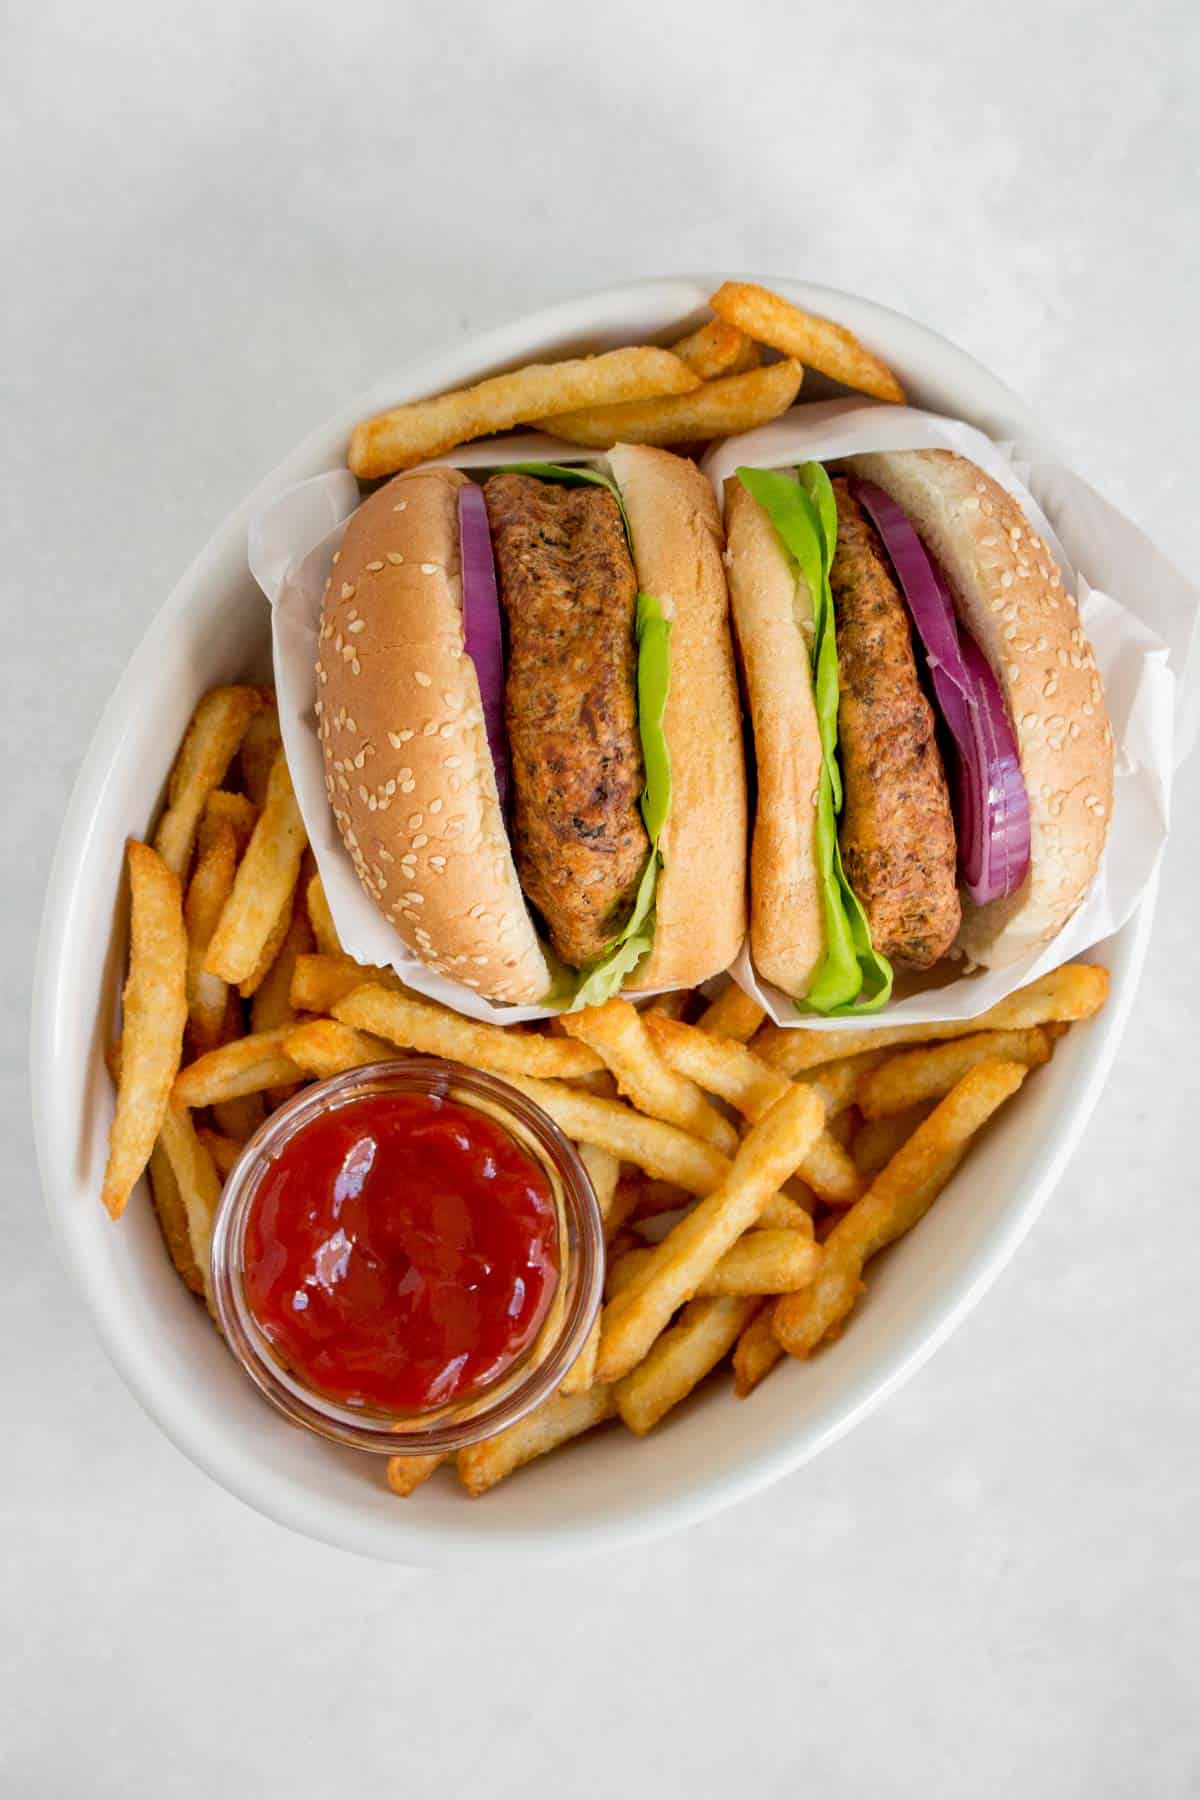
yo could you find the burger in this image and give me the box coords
[723,449,1114,1013]
[316,445,747,1005]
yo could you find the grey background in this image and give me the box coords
[6,2,1199,1794]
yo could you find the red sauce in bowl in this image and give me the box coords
[242,1091,560,1414]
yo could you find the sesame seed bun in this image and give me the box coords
[318,450,748,1005]
[845,450,1113,967]
[315,465,550,1004]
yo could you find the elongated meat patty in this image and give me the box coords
[483,473,649,968]
[831,478,961,969]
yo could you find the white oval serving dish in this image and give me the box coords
[31,276,1154,1565]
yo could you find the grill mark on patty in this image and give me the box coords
[482,473,649,968]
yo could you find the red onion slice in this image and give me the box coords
[852,477,1031,905]
[458,483,509,815]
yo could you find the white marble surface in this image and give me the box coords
[6,3,1199,1793]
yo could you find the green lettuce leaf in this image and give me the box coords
[493,461,670,1007]
[736,464,893,1016]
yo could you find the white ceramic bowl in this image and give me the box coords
[31,277,1153,1565]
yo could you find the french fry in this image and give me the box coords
[349,348,699,478]
[147,1138,205,1295]
[101,842,188,1219]
[172,1027,304,1108]
[856,1027,1054,1119]
[828,1104,860,1151]
[203,789,258,850]
[289,951,406,1015]
[250,895,316,1035]
[596,1083,825,1384]
[305,873,343,959]
[695,984,766,1042]
[753,964,1111,1074]
[239,702,283,807]
[642,989,693,1022]
[709,280,906,404]
[733,1304,783,1396]
[562,999,739,1155]
[332,986,604,1080]
[559,1143,622,1396]
[669,318,756,379]
[503,1076,728,1195]
[643,1016,864,1203]
[195,1127,244,1180]
[457,1386,617,1496]
[238,893,293,999]
[211,1088,267,1146]
[803,1051,890,1117]
[386,1454,448,1497]
[205,753,307,986]
[153,687,263,878]
[183,814,240,1054]
[852,1103,936,1179]
[628,1176,696,1223]
[773,1060,1028,1357]
[157,1100,223,1310]
[608,1229,819,1301]
[616,1296,758,1435]
[283,1017,398,1079]
[645,1013,789,1118]
[539,358,803,450]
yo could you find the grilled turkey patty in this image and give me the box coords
[482,473,649,968]
[831,478,961,969]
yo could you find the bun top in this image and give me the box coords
[846,450,1114,967]
[315,466,550,1004]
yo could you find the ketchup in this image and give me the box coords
[242,1092,560,1414]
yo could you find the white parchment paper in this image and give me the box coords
[248,408,1197,1029]
[702,401,1196,1027]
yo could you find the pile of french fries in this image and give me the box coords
[348,281,907,479]
[102,685,1111,1501]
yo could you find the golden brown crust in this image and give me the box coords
[316,467,550,1004]
[722,476,826,996]
[846,450,1113,966]
[609,445,747,991]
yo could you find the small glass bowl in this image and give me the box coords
[210,1058,605,1457]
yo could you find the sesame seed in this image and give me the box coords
[444,756,463,769]
[414,672,432,688]
[386,551,404,565]
[332,551,341,565]
[351,658,360,674]
[430,855,446,870]
[403,892,424,906]
[423,721,439,737]
[408,813,424,829]
[346,717,356,732]
[365,560,384,573]
[348,619,366,634]
[429,799,443,814]
[439,723,455,739]
[392,501,407,513]
[420,563,438,575]
[473,955,489,966]
[412,834,429,849]
[401,780,416,794]
[341,583,355,599]
[358,785,369,802]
